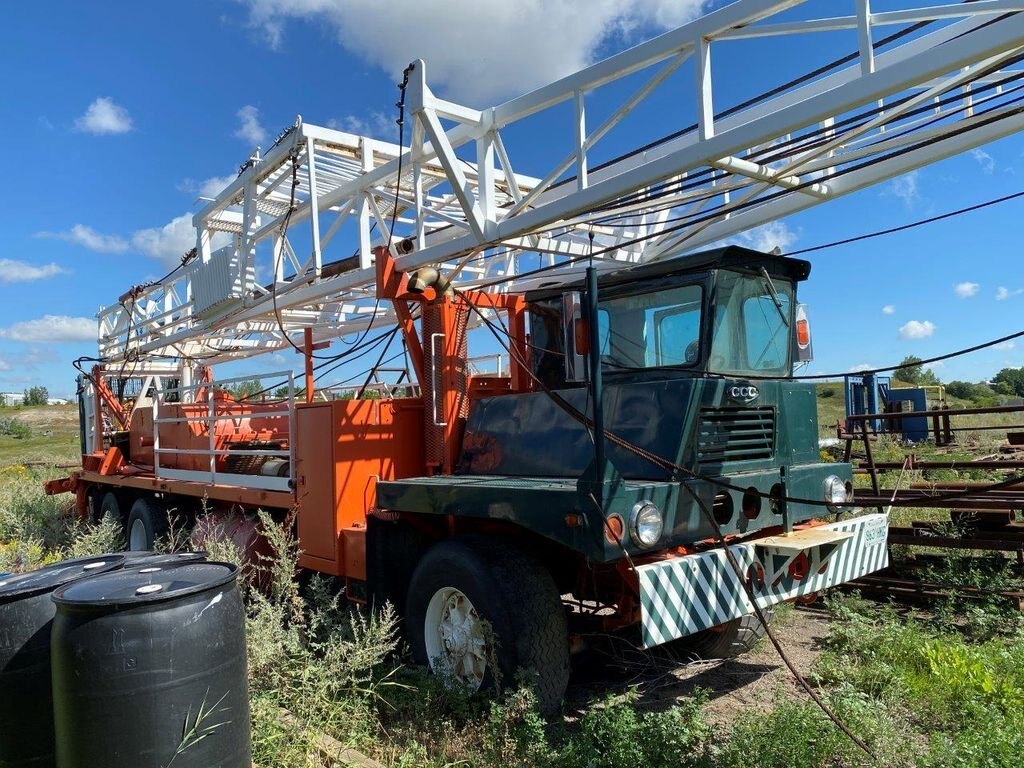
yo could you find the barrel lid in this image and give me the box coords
[53,562,237,606]
[121,551,207,570]
[0,555,126,602]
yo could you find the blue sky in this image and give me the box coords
[2,0,1023,398]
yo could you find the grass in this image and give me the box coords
[5,407,1024,766]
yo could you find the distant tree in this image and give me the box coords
[894,356,940,386]
[993,367,1024,398]
[23,386,48,406]
[945,380,973,400]
[273,387,290,399]
[947,380,997,403]
[994,380,1015,396]
[229,378,263,401]
[895,356,924,384]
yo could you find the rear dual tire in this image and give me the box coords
[126,496,170,551]
[96,492,169,551]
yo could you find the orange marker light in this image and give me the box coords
[796,318,810,348]
[604,514,624,543]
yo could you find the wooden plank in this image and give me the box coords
[277,709,384,768]
[756,527,853,553]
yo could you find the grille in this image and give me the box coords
[697,407,775,464]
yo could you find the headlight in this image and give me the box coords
[629,501,663,548]
[823,475,851,512]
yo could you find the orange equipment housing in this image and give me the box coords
[293,398,424,580]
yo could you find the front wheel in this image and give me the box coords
[406,538,570,714]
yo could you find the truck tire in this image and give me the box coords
[126,496,169,551]
[97,491,123,524]
[673,608,774,659]
[406,538,570,715]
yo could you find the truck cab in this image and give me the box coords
[370,246,885,711]
[378,246,851,559]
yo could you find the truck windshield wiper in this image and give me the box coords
[759,267,789,327]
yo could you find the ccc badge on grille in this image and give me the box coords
[728,383,759,404]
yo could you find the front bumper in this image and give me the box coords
[638,512,887,648]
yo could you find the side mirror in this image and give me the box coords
[562,292,588,382]
[794,304,813,364]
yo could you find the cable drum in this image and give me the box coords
[51,562,250,768]
[0,555,125,768]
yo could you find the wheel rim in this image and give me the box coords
[423,587,487,691]
[129,519,148,551]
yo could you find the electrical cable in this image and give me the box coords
[787,189,1024,256]
[465,96,1024,297]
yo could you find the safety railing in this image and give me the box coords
[152,371,295,493]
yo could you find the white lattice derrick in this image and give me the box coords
[95,1,1024,366]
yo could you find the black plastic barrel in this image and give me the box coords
[51,562,250,768]
[0,555,124,768]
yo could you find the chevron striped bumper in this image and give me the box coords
[637,513,888,648]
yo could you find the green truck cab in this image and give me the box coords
[374,247,886,711]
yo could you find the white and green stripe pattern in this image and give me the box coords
[638,513,889,648]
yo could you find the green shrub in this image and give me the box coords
[717,699,849,768]
[64,513,124,558]
[559,691,712,768]
[0,417,31,439]
[924,709,1024,768]
[244,512,403,766]
[481,686,554,768]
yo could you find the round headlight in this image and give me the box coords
[823,475,849,511]
[629,501,663,548]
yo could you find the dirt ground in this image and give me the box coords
[566,605,828,728]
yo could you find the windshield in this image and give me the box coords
[597,284,703,370]
[710,270,793,376]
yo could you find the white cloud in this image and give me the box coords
[736,221,797,253]
[178,174,237,200]
[0,259,67,283]
[0,360,10,371]
[970,148,995,174]
[954,281,979,298]
[923,360,944,371]
[886,170,920,208]
[899,320,936,340]
[38,211,230,268]
[995,340,1016,351]
[36,224,129,253]
[74,97,133,135]
[328,112,395,141]
[238,0,708,103]
[996,286,1024,301]
[131,213,200,267]
[881,305,896,315]
[0,315,95,343]
[849,363,875,373]
[235,105,267,145]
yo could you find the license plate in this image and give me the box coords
[863,516,888,547]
